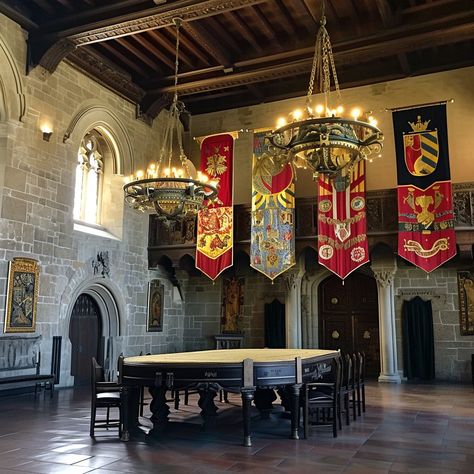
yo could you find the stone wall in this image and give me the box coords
[182,267,286,351]
[394,265,474,382]
[0,14,185,386]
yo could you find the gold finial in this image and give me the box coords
[408,115,430,132]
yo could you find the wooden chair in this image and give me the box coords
[354,352,366,414]
[303,356,341,438]
[90,357,122,437]
[344,354,357,422]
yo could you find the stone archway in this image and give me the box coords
[59,273,125,387]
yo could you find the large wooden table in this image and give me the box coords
[119,348,338,446]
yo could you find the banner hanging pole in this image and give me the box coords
[386,98,454,113]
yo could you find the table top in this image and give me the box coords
[124,348,338,365]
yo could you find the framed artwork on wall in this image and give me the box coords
[457,271,474,336]
[147,280,164,332]
[4,258,40,333]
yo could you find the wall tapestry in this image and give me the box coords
[147,280,164,332]
[4,258,40,333]
[457,271,474,336]
[221,276,244,333]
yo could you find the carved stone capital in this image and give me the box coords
[371,266,397,288]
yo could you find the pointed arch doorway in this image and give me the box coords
[69,294,102,386]
[319,272,380,376]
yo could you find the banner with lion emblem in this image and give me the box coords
[250,131,295,280]
[393,104,456,272]
[317,161,369,280]
[196,134,234,280]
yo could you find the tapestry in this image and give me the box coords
[317,161,369,280]
[196,134,234,280]
[457,271,474,336]
[393,104,456,272]
[221,276,244,333]
[250,131,295,280]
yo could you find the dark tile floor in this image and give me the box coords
[0,382,473,473]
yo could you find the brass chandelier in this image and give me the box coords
[266,1,383,179]
[123,18,217,220]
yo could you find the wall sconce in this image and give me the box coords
[41,125,53,142]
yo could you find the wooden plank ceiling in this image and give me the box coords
[1,0,473,121]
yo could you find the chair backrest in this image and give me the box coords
[343,354,353,388]
[91,357,105,396]
[358,352,365,381]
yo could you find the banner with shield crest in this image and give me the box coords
[196,134,234,280]
[250,131,295,280]
[392,103,456,272]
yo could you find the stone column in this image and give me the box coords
[283,266,304,348]
[371,264,401,383]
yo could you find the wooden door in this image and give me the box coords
[319,273,380,375]
[69,294,102,386]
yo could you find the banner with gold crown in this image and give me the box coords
[317,161,369,280]
[196,134,234,280]
[250,131,295,280]
[393,104,456,272]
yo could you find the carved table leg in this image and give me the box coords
[120,386,130,441]
[148,386,170,436]
[198,386,219,430]
[289,383,302,440]
[241,388,255,447]
[254,388,277,419]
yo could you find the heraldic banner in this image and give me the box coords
[196,134,234,280]
[317,161,369,280]
[250,131,295,280]
[393,104,456,272]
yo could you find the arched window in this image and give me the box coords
[73,131,104,224]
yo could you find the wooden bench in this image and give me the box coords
[0,335,55,397]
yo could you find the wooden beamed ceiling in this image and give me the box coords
[0,0,473,120]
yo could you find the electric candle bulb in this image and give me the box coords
[315,104,324,115]
[276,117,287,128]
[292,109,302,120]
[351,108,361,120]
[336,106,344,115]
[136,170,144,179]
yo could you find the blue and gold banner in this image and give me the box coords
[250,132,295,280]
[393,104,456,272]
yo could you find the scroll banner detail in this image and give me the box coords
[250,131,295,280]
[393,104,456,272]
[196,134,234,280]
[317,161,369,280]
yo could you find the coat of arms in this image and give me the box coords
[403,115,439,176]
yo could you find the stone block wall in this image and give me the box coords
[0,14,186,386]
[182,268,286,351]
[394,266,474,382]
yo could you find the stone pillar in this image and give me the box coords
[371,264,401,383]
[283,266,304,348]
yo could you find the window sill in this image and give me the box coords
[73,221,120,241]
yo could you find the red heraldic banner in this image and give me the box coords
[196,134,234,280]
[393,104,456,272]
[318,161,369,280]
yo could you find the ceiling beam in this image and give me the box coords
[29,0,265,74]
[148,20,474,96]
[182,22,231,67]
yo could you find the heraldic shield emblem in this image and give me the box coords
[403,116,439,176]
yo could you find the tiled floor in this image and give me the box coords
[0,382,473,473]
